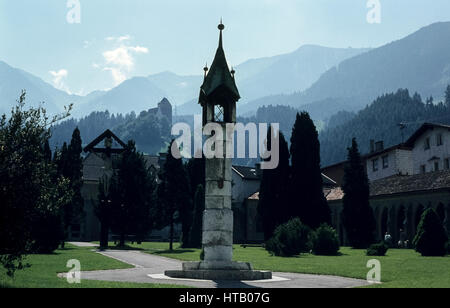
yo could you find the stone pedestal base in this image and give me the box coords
[165,261,272,281]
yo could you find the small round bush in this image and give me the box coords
[265,218,311,257]
[413,209,448,256]
[366,242,388,256]
[311,224,340,256]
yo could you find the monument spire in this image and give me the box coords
[165,21,271,281]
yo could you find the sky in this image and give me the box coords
[1,0,450,95]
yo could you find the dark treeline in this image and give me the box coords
[50,108,171,155]
[238,86,450,168]
[320,87,450,166]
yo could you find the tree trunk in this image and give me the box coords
[100,222,109,249]
[169,216,174,251]
[119,232,125,247]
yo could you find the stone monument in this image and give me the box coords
[165,22,271,281]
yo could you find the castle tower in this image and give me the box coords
[165,22,271,281]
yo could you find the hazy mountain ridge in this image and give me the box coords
[244,22,450,120]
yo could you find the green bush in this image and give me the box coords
[265,218,311,257]
[311,224,340,256]
[413,209,448,256]
[366,242,389,256]
[31,211,63,254]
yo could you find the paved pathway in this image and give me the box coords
[69,249,370,288]
[68,242,99,247]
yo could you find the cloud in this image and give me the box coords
[101,44,148,86]
[105,35,131,43]
[49,69,70,92]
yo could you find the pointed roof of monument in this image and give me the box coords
[200,20,240,102]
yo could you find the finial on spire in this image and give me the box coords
[218,18,225,31]
[203,62,209,77]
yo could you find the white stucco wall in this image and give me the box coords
[367,150,397,182]
[395,149,413,176]
[412,127,450,174]
[366,148,413,182]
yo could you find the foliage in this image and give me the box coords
[0,91,72,276]
[188,185,205,248]
[311,224,340,256]
[366,242,389,256]
[258,127,291,241]
[413,208,448,256]
[265,218,311,257]
[109,140,156,246]
[53,128,84,246]
[342,138,376,248]
[289,112,331,229]
[156,140,191,250]
[50,107,171,155]
[320,88,450,166]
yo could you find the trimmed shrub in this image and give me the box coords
[366,242,388,256]
[413,209,448,256]
[311,224,340,256]
[265,218,311,257]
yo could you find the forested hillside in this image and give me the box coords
[50,109,171,155]
[319,88,450,166]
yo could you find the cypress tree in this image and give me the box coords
[109,140,156,247]
[413,208,448,256]
[258,127,291,241]
[189,184,205,248]
[342,138,376,248]
[289,112,331,229]
[157,140,191,250]
[67,128,84,239]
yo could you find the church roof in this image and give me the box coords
[327,170,450,202]
[200,22,240,102]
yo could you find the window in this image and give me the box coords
[424,137,431,150]
[382,155,389,169]
[214,105,224,122]
[437,134,443,146]
[372,159,379,172]
[435,162,440,172]
[420,165,426,174]
[445,159,450,170]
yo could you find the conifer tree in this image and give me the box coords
[67,128,84,238]
[157,140,191,250]
[413,208,448,256]
[342,138,375,248]
[289,112,331,229]
[189,184,205,248]
[109,140,156,247]
[258,127,291,240]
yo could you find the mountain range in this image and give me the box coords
[240,22,450,120]
[0,44,368,118]
[2,22,450,123]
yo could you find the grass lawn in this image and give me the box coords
[0,244,187,288]
[110,241,450,288]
